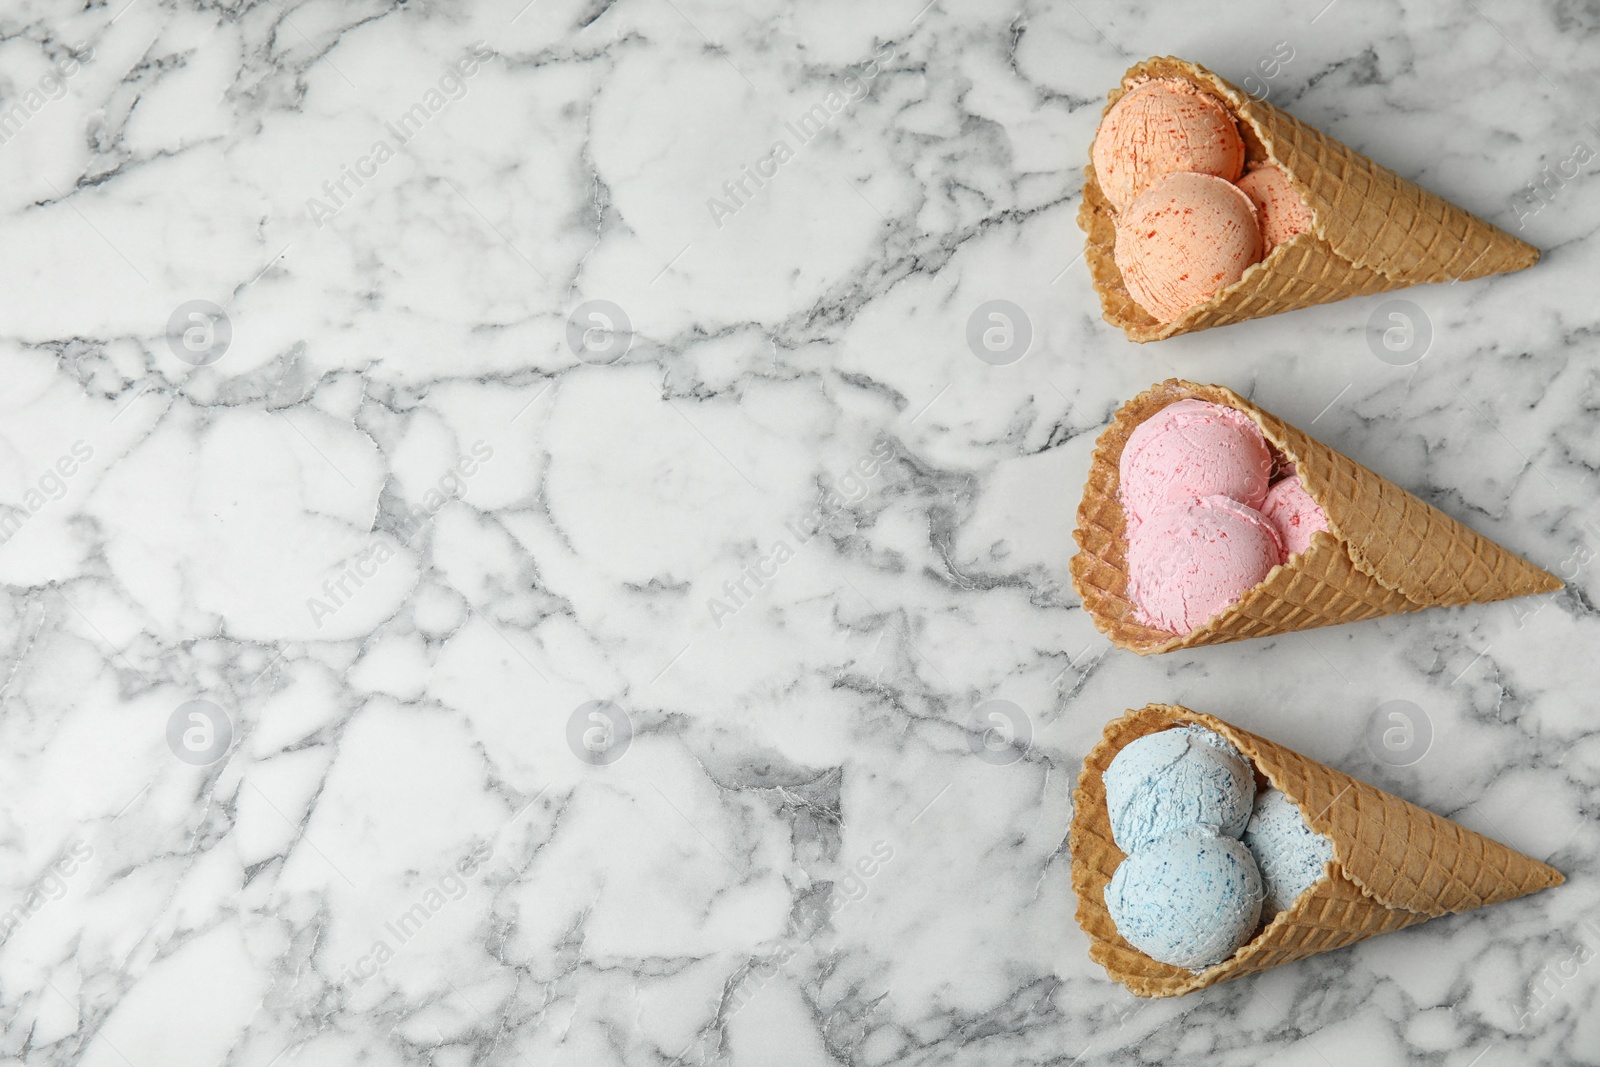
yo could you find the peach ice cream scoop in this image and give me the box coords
[1092,78,1246,212]
[1114,172,1263,323]
[1260,475,1330,557]
[1119,399,1273,529]
[1127,496,1285,635]
[1236,163,1314,254]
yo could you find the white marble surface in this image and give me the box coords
[0,0,1597,1063]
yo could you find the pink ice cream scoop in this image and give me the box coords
[1260,475,1330,558]
[1092,78,1247,212]
[1119,399,1273,530]
[1114,172,1263,323]
[1127,496,1285,634]
[1236,163,1314,254]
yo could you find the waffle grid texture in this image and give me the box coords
[1078,57,1541,342]
[1068,705,1564,998]
[1068,380,1562,655]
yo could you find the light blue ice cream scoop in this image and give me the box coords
[1103,725,1256,853]
[1104,826,1264,971]
[1242,787,1334,915]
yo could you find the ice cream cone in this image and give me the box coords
[1080,57,1540,342]
[1070,704,1564,997]
[1071,380,1561,654]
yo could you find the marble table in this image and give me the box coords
[0,0,1596,1063]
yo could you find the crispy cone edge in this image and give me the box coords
[1069,704,1565,997]
[1079,56,1541,342]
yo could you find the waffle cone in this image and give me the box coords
[1070,380,1561,654]
[1080,57,1540,341]
[1070,704,1564,997]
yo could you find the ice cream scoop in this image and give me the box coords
[1104,724,1257,853]
[1092,78,1246,212]
[1114,172,1263,323]
[1260,475,1330,558]
[1243,787,1334,915]
[1127,496,1285,634]
[1236,163,1314,254]
[1104,826,1264,971]
[1119,399,1273,528]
